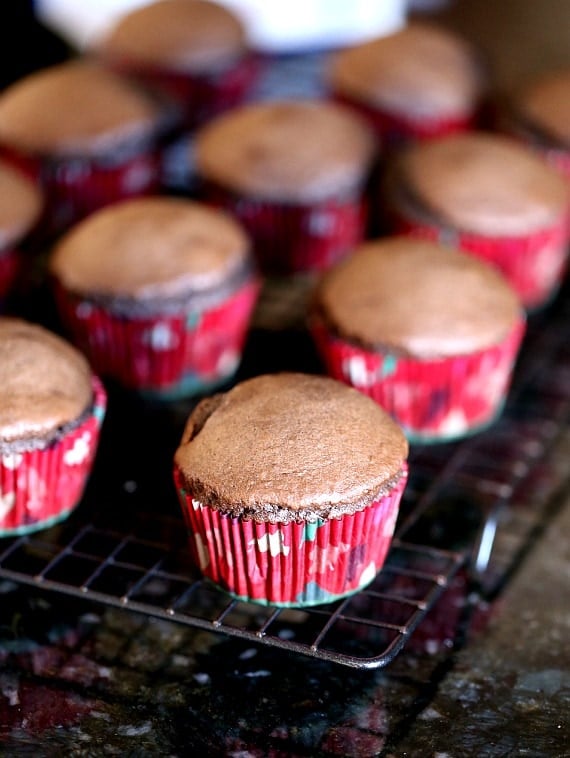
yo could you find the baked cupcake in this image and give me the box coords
[194,99,378,275]
[384,132,570,310]
[0,160,43,305]
[501,68,570,180]
[0,60,172,236]
[173,372,409,606]
[0,317,106,537]
[49,196,259,398]
[327,22,486,146]
[309,237,525,443]
[93,0,259,130]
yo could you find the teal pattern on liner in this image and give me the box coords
[93,403,106,425]
[302,519,326,542]
[295,581,336,605]
[186,311,201,330]
[381,354,398,378]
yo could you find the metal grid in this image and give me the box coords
[0,285,569,670]
[0,520,464,670]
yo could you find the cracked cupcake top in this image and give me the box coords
[175,372,408,521]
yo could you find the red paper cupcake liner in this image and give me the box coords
[0,376,106,537]
[0,246,21,304]
[391,210,570,310]
[54,278,260,397]
[174,463,408,607]
[310,319,525,443]
[333,93,475,146]
[202,181,368,274]
[115,54,260,130]
[0,144,160,238]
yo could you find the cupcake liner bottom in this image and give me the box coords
[0,507,76,538]
[0,377,107,537]
[174,464,408,607]
[140,369,236,402]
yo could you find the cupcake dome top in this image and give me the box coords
[50,196,252,302]
[397,132,568,236]
[194,99,377,203]
[0,318,93,445]
[95,0,248,73]
[0,161,42,248]
[514,69,570,146]
[175,372,408,519]
[328,22,484,120]
[313,237,522,358]
[0,61,164,156]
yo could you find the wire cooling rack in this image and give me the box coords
[0,280,569,670]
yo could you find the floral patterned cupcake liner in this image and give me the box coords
[391,210,570,311]
[0,376,107,537]
[202,180,368,275]
[116,54,260,130]
[0,143,161,239]
[332,94,475,146]
[54,278,260,398]
[174,463,408,607]
[311,319,526,444]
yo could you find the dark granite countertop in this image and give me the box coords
[1,1,570,755]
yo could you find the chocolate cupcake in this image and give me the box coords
[384,132,570,309]
[194,99,378,274]
[0,317,106,536]
[49,196,259,398]
[310,237,525,443]
[0,160,42,304]
[174,372,408,606]
[0,60,171,236]
[501,68,570,180]
[93,0,259,129]
[327,22,486,146]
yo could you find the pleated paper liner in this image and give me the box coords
[0,376,107,537]
[174,464,408,607]
[54,278,260,399]
[0,142,161,239]
[332,93,476,146]
[113,54,261,130]
[390,210,569,311]
[201,180,368,275]
[310,319,526,444]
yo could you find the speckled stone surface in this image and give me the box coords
[392,443,570,757]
